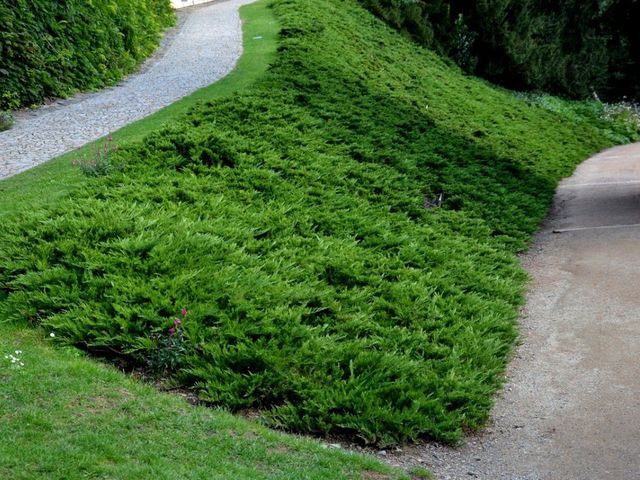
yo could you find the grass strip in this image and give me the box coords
[0,326,404,480]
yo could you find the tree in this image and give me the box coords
[360,0,640,99]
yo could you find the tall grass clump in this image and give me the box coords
[514,92,640,144]
[0,0,627,445]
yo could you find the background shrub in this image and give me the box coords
[358,0,640,101]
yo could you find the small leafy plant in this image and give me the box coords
[602,100,640,136]
[73,133,123,177]
[514,91,640,143]
[0,111,13,132]
[147,308,190,375]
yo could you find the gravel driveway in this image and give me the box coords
[371,143,640,479]
[0,0,254,180]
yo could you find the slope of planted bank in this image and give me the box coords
[0,0,631,446]
[0,0,174,110]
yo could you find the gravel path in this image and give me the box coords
[0,0,254,180]
[366,143,640,479]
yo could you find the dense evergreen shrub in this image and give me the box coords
[0,0,174,110]
[359,0,640,100]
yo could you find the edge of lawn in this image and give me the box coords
[0,325,407,480]
[0,2,410,478]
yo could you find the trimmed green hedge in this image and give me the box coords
[0,0,174,110]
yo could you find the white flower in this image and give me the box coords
[15,350,21,355]
[49,332,55,338]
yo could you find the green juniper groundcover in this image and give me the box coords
[0,0,634,446]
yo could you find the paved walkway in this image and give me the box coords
[0,0,254,180]
[386,142,640,479]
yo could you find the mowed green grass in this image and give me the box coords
[0,0,632,449]
[0,326,404,480]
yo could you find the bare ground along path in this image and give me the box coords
[375,143,640,479]
[0,0,254,180]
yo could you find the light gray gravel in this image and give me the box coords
[0,0,255,180]
[364,142,640,479]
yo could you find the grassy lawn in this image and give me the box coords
[0,0,637,458]
[0,326,404,480]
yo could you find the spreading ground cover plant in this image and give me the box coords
[0,0,630,446]
[0,0,174,110]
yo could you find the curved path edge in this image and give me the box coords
[0,0,255,180]
[371,142,640,479]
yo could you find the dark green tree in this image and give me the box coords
[360,0,640,99]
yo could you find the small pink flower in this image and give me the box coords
[182,308,188,317]
[174,318,182,326]
[168,327,176,335]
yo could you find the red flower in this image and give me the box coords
[169,327,176,335]
[174,318,182,326]
[182,308,188,317]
